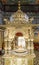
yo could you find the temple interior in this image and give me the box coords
[0,0,39,65]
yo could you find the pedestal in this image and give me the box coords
[2,54,35,65]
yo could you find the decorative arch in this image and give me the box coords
[15,32,23,36]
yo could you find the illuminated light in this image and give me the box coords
[25,14,29,22]
[18,37,26,48]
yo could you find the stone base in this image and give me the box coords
[2,54,35,65]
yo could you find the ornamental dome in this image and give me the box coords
[10,1,29,24]
[4,1,33,25]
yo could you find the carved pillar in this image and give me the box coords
[0,29,4,50]
[27,39,31,54]
[30,39,34,54]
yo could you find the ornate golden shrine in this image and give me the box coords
[1,1,36,65]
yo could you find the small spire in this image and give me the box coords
[18,1,21,10]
